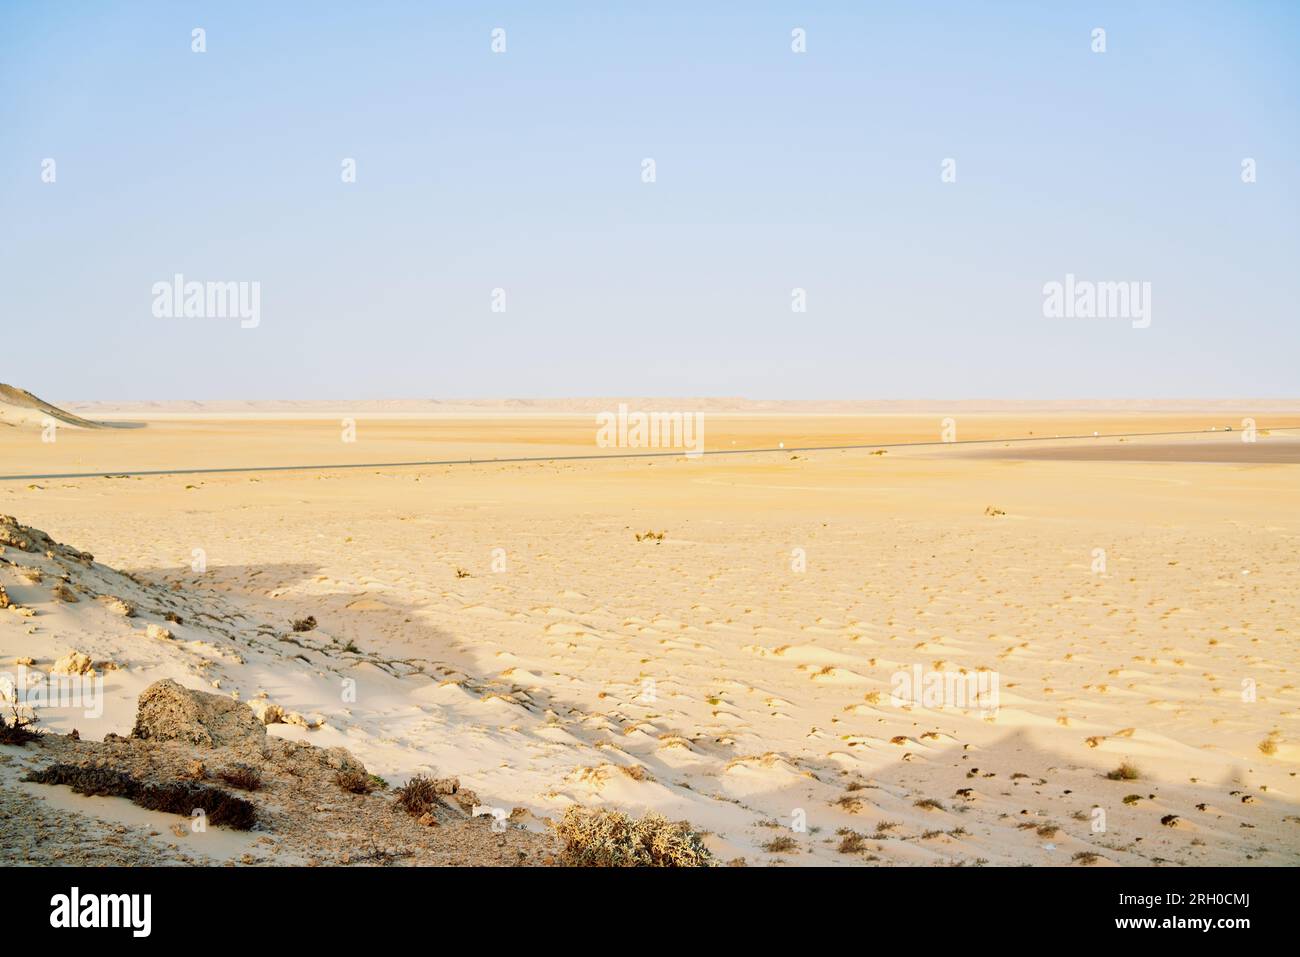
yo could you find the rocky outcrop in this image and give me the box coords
[130,678,267,750]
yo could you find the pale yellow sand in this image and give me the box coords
[3,410,1298,865]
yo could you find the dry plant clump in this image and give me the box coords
[761,834,799,854]
[25,763,257,829]
[218,764,263,791]
[291,615,317,632]
[1106,761,1141,781]
[0,709,42,745]
[553,806,713,867]
[836,828,868,854]
[394,774,442,815]
[335,769,377,794]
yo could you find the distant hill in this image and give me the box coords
[0,384,142,429]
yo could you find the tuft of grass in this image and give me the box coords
[553,806,713,867]
[1072,851,1101,865]
[1258,737,1279,756]
[761,834,799,854]
[335,769,376,795]
[1106,761,1141,781]
[913,798,946,811]
[836,794,864,813]
[836,829,868,854]
[291,616,317,632]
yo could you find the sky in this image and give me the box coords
[2,1,1297,400]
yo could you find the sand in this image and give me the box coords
[2,406,1298,866]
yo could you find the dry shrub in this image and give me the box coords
[394,774,440,815]
[137,781,256,829]
[837,829,868,854]
[26,763,256,829]
[0,710,42,746]
[1106,761,1140,781]
[761,834,798,854]
[219,764,263,791]
[336,769,376,795]
[291,616,317,632]
[553,807,713,867]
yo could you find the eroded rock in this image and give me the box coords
[131,678,267,750]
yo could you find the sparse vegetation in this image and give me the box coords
[394,774,441,816]
[553,806,713,867]
[0,708,42,746]
[914,798,946,811]
[761,834,799,854]
[634,530,666,542]
[25,763,256,829]
[335,769,376,794]
[1106,761,1141,781]
[291,615,317,632]
[218,764,262,791]
[836,828,868,854]
[1073,851,1101,865]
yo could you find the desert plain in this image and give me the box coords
[2,396,1299,866]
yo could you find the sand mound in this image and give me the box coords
[0,383,141,430]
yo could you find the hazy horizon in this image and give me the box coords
[4,1,1298,400]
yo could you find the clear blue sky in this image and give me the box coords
[2,1,1297,400]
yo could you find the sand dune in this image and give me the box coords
[0,384,142,431]
[2,410,1296,866]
